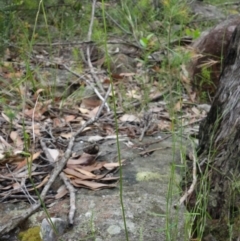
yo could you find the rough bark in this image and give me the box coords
[187,16,240,100]
[182,24,240,241]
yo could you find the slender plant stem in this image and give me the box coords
[101,1,129,241]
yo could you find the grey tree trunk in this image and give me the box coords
[182,25,240,241]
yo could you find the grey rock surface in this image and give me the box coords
[40,218,67,241]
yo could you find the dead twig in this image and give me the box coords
[0,85,111,235]
[5,164,36,204]
[178,142,197,206]
[60,172,76,225]
[86,0,105,94]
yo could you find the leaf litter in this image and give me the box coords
[0,18,209,208]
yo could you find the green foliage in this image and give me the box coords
[139,34,154,48]
[185,28,201,39]
[0,1,23,54]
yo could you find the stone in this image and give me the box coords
[106,225,121,235]
[40,217,67,241]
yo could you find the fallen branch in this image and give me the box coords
[60,172,76,225]
[0,85,111,235]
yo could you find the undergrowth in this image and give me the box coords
[0,0,231,240]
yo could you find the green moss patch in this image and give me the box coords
[18,226,42,241]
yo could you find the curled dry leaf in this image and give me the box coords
[0,136,12,159]
[74,168,96,178]
[71,179,117,190]
[60,132,75,139]
[55,185,68,199]
[27,174,50,191]
[12,182,22,190]
[191,106,200,115]
[100,176,119,181]
[64,115,76,123]
[2,112,11,123]
[79,107,89,114]
[81,96,102,109]
[88,106,101,119]
[119,114,140,123]
[53,118,65,128]
[103,159,125,170]
[47,148,59,163]
[24,100,52,120]
[14,151,41,171]
[10,131,23,149]
[64,168,93,180]
[67,162,106,172]
[174,101,182,112]
[67,152,97,166]
[33,89,45,100]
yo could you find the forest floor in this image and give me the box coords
[0,0,236,240]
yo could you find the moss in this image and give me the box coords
[18,226,42,241]
[136,171,165,181]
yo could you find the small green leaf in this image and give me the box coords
[140,38,148,48]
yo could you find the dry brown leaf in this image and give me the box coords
[150,107,164,113]
[126,90,141,100]
[2,112,12,123]
[78,108,89,114]
[32,124,41,136]
[53,118,65,128]
[174,101,182,112]
[10,168,45,179]
[14,151,41,171]
[12,182,22,190]
[119,114,140,123]
[190,92,197,102]
[74,168,110,180]
[88,106,100,119]
[103,160,125,170]
[74,168,96,178]
[67,162,106,172]
[67,152,96,166]
[81,97,102,108]
[0,184,12,190]
[61,132,74,139]
[55,185,68,199]
[24,100,52,120]
[10,131,23,149]
[64,115,76,123]
[47,148,59,162]
[100,176,119,181]
[5,70,23,79]
[33,89,45,100]
[191,107,200,115]
[0,135,12,149]
[63,168,93,180]
[119,72,135,77]
[71,179,116,190]
[157,120,170,131]
[28,174,50,191]
[24,105,46,120]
